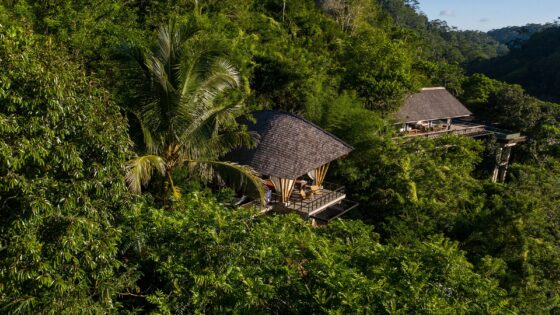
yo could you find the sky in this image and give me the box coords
[417,0,560,31]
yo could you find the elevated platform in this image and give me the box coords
[267,182,358,222]
[309,199,359,224]
[395,119,526,183]
[397,120,526,143]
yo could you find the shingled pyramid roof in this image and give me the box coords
[395,87,472,123]
[227,110,353,179]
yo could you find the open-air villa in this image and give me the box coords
[395,87,526,182]
[395,87,491,138]
[229,110,358,224]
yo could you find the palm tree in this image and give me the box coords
[125,21,264,203]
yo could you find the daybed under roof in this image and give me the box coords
[228,110,353,179]
[395,87,472,123]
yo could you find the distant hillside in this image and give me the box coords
[488,23,557,47]
[376,0,509,63]
[470,26,560,102]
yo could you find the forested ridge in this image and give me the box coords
[471,24,560,103]
[487,23,557,47]
[1,1,559,314]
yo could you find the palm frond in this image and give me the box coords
[174,100,254,171]
[156,21,182,66]
[184,159,266,206]
[175,108,251,164]
[195,59,241,108]
[176,104,227,145]
[126,155,167,194]
[178,45,204,99]
[140,99,165,140]
[199,126,257,159]
[144,52,174,94]
[157,24,172,63]
[211,100,247,137]
[129,110,160,154]
[174,60,243,148]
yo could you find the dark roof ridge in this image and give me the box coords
[420,87,446,91]
[255,109,354,151]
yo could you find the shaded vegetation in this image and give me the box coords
[1,1,560,314]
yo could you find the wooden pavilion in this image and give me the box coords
[228,110,358,223]
[394,87,526,182]
[395,87,475,135]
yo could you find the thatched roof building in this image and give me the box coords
[229,110,353,179]
[228,110,357,222]
[395,87,472,123]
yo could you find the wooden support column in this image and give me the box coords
[447,118,452,130]
[498,145,513,182]
[491,146,503,183]
[492,143,516,183]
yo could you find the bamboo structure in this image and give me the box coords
[308,163,330,187]
[270,177,296,204]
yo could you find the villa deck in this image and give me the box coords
[398,120,526,142]
[268,182,357,220]
[309,199,359,224]
[400,121,491,139]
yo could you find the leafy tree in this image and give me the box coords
[0,24,134,313]
[488,23,556,47]
[340,24,418,113]
[377,0,508,65]
[415,61,466,95]
[462,77,560,162]
[461,73,503,105]
[459,161,560,313]
[12,0,144,77]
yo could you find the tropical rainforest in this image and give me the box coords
[1,0,559,314]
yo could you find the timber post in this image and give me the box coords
[492,142,517,183]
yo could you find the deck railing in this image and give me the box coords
[400,122,490,139]
[270,182,346,214]
[397,120,526,141]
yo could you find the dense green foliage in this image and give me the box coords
[0,24,134,313]
[2,0,560,314]
[378,0,509,63]
[121,194,511,313]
